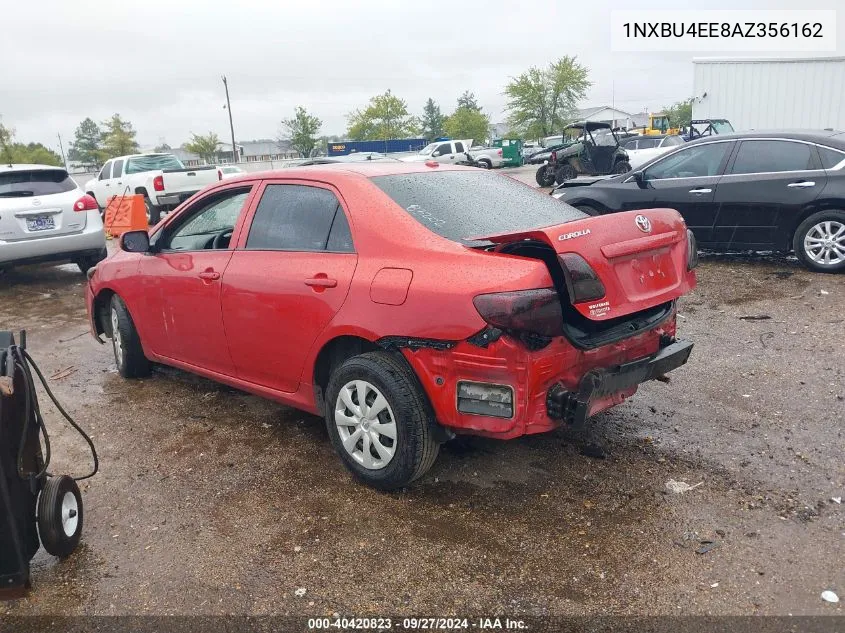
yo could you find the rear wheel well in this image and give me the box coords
[313,336,380,411]
[93,289,116,337]
[134,187,149,199]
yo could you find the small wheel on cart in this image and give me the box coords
[37,475,83,558]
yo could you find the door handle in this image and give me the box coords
[304,277,337,288]
[198,271,220,281]
[787,181,815,188]
[688,188,712,194]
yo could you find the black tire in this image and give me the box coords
[325,351,439,490]
[535,165,556,187]
[37,476,83,558]
[477,159,492,170]
[793,209,845,273]
[575,204,602,217]
[74,248,107,274]
[612,161,632,175]
[144,197,162,226]
[109,295,151,378]
[555,163,578,184]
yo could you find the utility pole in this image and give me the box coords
[222,75,237,164]
[57,133,68,170]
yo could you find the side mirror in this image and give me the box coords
[120,230,150,253]
[631,171,646,188]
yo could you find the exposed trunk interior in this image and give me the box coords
[494,240,673,349]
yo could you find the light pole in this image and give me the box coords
[222,75,238,164]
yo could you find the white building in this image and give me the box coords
[692,56,845,131]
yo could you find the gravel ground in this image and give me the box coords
[0,170,843,617]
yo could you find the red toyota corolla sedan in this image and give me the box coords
[86,163,697,489]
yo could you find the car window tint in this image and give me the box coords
[623,139,638,150]
[663,136,684,147]
[112,159,124,178]
[817,145,845,169]
[99,162,111,180]
[645,142,731,180]
[730,140,813,174]
[326,206,354,252]
[371,171,585,246]
[435,143,451,156]
[638,138,659,149]
[165,189,250,250]
[246,184,340,251]
[0,169,76,197]
[454,142,465,153]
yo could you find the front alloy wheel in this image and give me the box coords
[335,380,397,470]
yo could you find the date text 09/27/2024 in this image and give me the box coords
[307,617,527,630]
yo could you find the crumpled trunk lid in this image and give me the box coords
[470,208,696,321]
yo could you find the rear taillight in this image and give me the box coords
[73,194,98,212]
[217,169,223,180]
[559,253,606,303]
[153,175,164,191]
[686,229,699,270]
[472,288,563,337]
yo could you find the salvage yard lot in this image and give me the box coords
[0,252,843,616]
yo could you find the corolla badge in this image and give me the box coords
[635,214,651,233]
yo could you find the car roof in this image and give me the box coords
[566,121,612,132]
[0,163,68,172]
[687,129,845,149]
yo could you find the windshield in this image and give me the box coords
[712,120,734,134]
[419,143,437,156]
[370,171,585,245]
[125,154,185,174]
[0,169,76,197]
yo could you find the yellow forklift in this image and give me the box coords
[637,113,682,136]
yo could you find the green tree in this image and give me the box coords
[101,114,139,158]
[0,120,13,165]
[346,90,418,141]
[0,120,61,166]
[419,98,445,141]
[504,56,591,138]
[444,107,490,145]
[184,131,221,164]
[457,90,481,112]
[68,117,104,168]
[280,106,322,157]
[663,99,694,129]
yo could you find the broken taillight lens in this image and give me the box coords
[472,288,563,337]
[559,253,606,303]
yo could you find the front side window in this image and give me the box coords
[163,189,250,251]
[434,143,451,156]
[644,142,732,180]
[246,184,352,252]
[98,162,112,180]
[730,140,813,174]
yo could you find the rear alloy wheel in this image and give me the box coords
[535,165,556,187]
[110,295,151,378]
[325,351,439,490]
[794,210,845,273]
[555,163,578,184]
[613,161,632,175]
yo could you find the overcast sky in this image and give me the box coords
[1,0,841,153]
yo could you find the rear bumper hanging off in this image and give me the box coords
[546,339,693,426]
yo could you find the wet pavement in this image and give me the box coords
[0,226,843,617]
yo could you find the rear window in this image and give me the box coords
[0,169,76,197]
[125,154,184,174]
[370,171,585,244]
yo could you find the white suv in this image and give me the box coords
[0,165,107,274]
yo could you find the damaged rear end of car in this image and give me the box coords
[370,169,697,440]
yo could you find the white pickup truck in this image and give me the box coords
[401,139,504,168]
[84,153,221,224]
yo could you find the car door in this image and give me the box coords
[110,158,127,197]
[630,140,735,244]
[432,142,455,164]
[92,161,113,207]
[221,181,357,393]
[138,185,256,375]
[711,139,827,249]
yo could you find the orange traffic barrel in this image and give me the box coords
[103,194,149,237]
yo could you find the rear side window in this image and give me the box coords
[112,159,124,178]
[0,169,76,197]
[454,142,465,153]
[370,171,585,245]
[817,145,845,169]
[730,140,813,174]
[247,184,352,252]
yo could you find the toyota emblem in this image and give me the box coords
[635,214,651,233]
